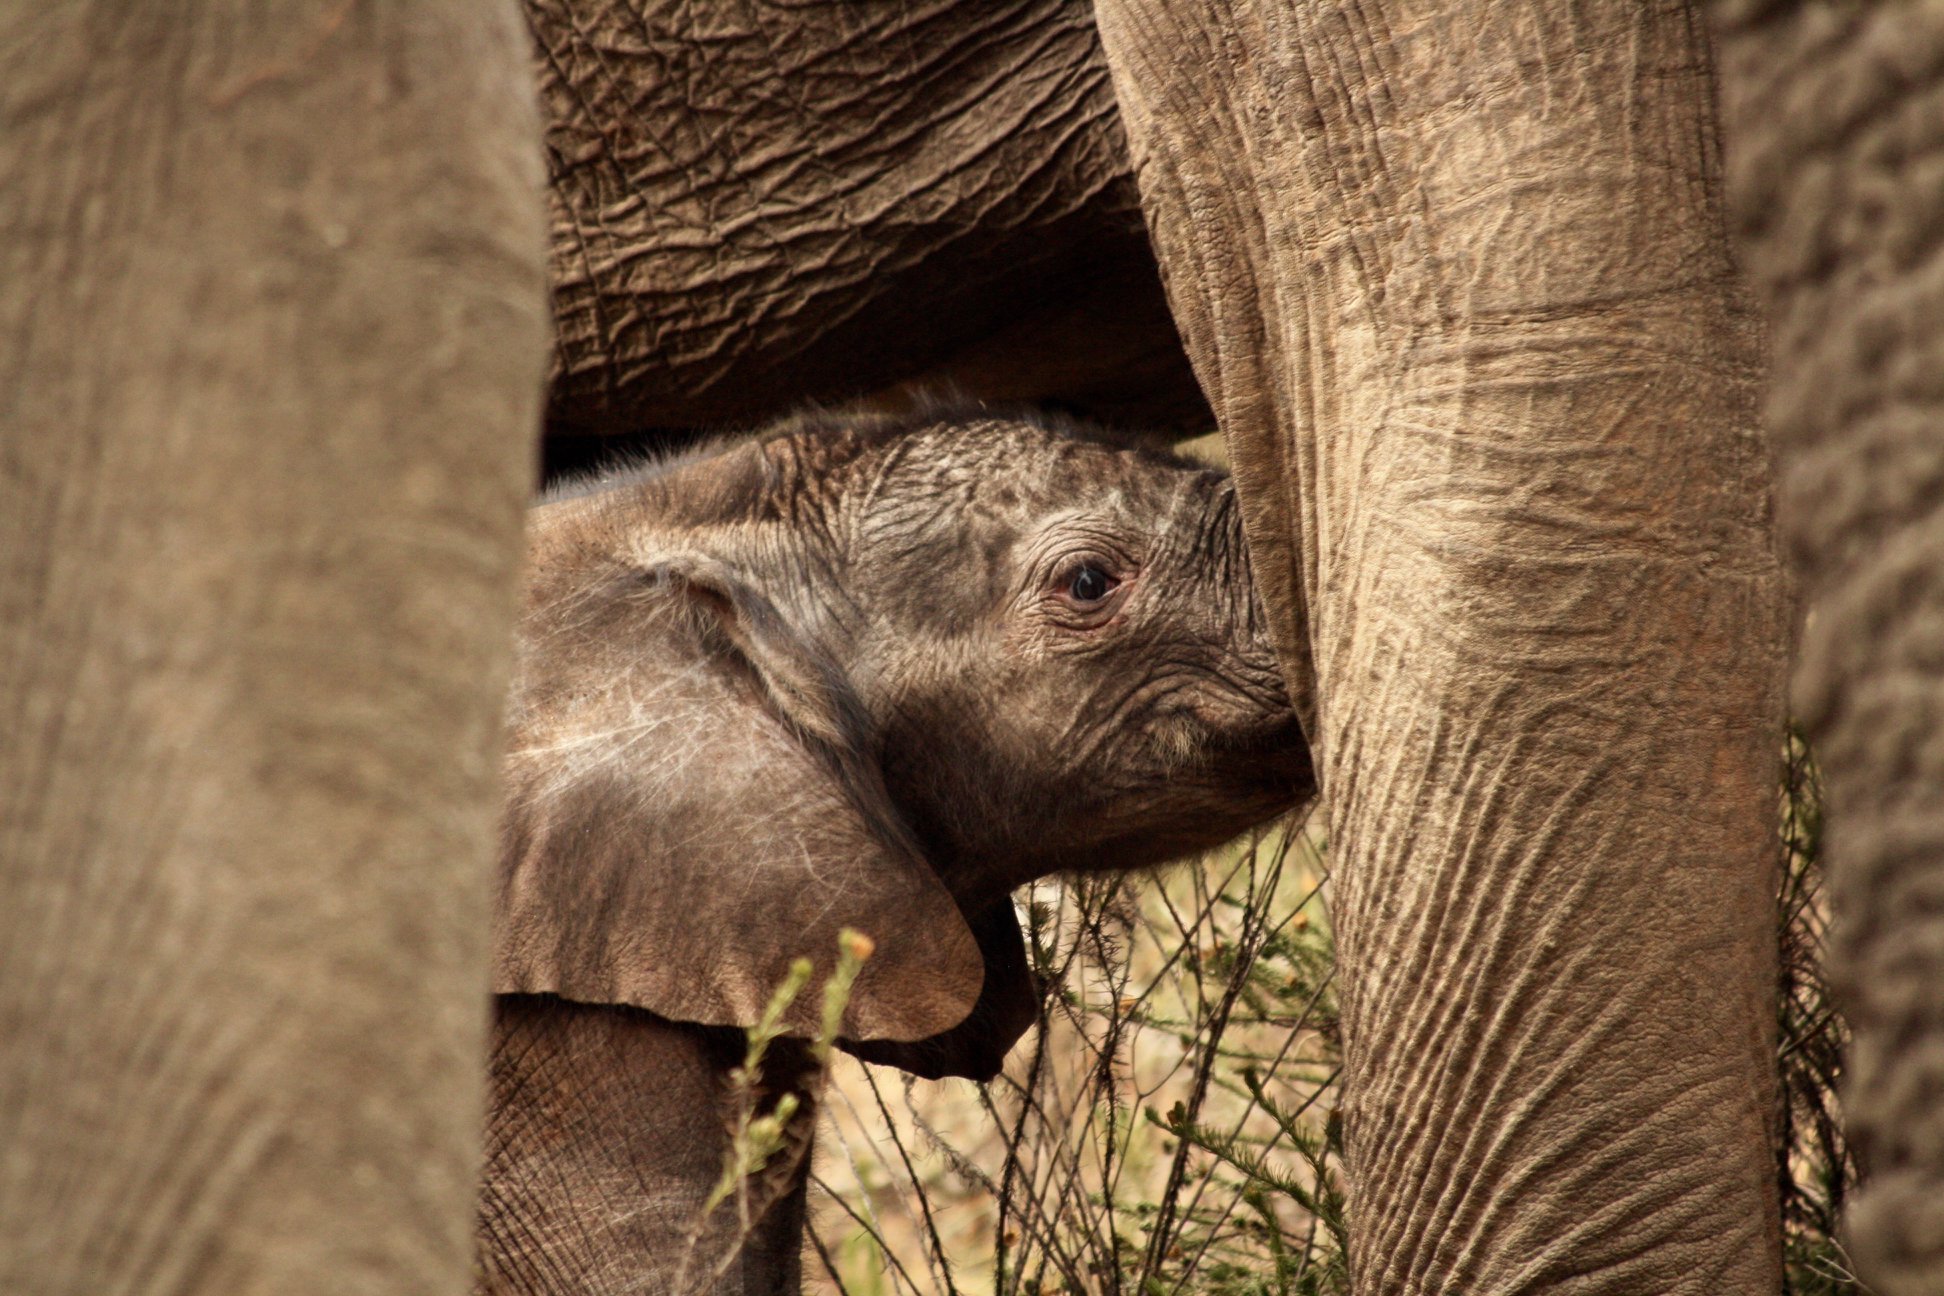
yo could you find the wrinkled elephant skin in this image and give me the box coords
[1712,5,1944,1292]
[0,5,552,1296]
[1095,2,1788,1291]
[526,0,1208,434]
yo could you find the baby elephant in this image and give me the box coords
[478,410,1313,1295]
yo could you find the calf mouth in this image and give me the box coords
[1210,712,1316,803]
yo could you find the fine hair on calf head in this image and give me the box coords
[494,404,1314,1080]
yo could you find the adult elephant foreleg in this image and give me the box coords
[1095,3,1787,1292]
[0,5,550,1294]
[1710,6,1944,1292]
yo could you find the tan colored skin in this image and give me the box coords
[1711,6,1944,1291]
[0,6,551,1296]
[21,4,1928,1293]
[524,0,1208,434]
[478,412,1312,1294]
[1094,3,1787,1292]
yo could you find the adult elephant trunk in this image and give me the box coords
[1095,4,1787,1292]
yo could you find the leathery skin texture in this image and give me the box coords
[0,4,551,1295]
[1713,4,1944,1292]
[479,412,1313,1293]
[477,999,818,1296]
[524,0,1207,433]
[1095,2,1787,1291]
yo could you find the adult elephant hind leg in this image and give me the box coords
[1094,2,1787,1291]
[1711,6,1944,1292]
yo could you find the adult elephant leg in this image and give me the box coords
[0,7,549,1295]
[1096,3,1786,1292]
[1711,7,1944,1292]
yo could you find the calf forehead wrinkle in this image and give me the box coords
[848,456,1208,619]
[500,410,1309,1073]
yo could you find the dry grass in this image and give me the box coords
[806,813,1345,1296]
[1776,734,1865,1294]
[785,735,1858,1295]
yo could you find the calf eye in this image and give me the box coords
[1067,564,1116,603]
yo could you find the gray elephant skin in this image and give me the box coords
[10,1,1944,1294]
[525,0,1208,438]
[477,409,1313,1294]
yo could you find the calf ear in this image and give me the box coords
[493,557,984,1045]
[840,899,1038,1081]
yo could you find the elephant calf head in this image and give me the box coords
[480,410,1314,1294]
[494,408,1313,1080]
